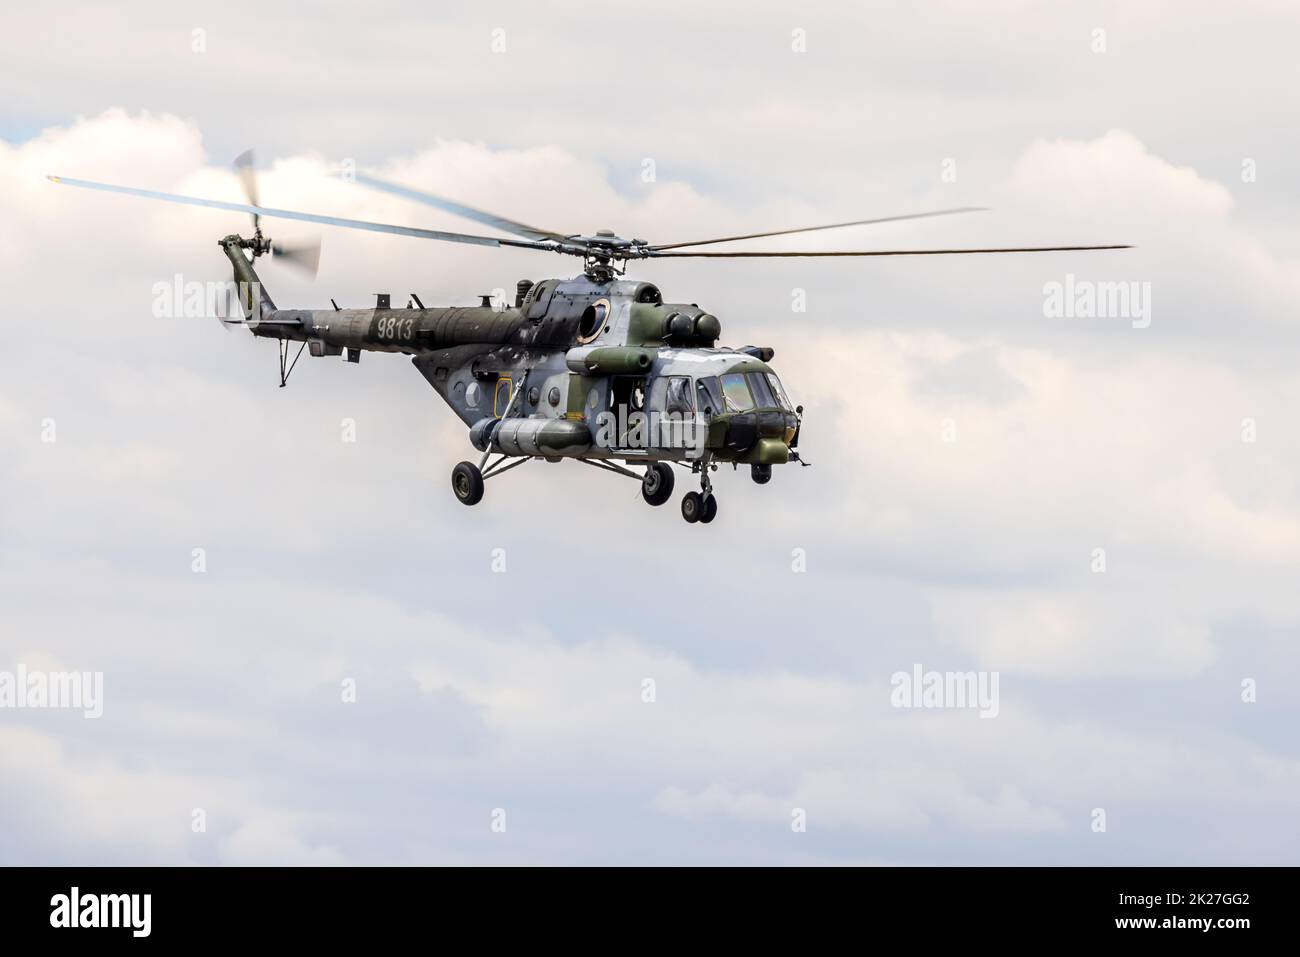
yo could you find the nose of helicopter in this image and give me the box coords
[722,410,798,461]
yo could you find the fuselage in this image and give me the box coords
[223,236,798,465]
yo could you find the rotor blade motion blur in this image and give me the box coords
[649,207,989,251]
[46,174,1129,268]
[348,171,569,243]
[233,149,261,232]
[46,176,551,250]
[271,238,322,276]
[648,244,1133,258]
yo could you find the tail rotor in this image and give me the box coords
[231,149,321,277]
[270,238,321,274]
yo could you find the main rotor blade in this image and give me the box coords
[349,171,570,243]
[649,207,989,251]
[46,175,552,251]
[649,244,1132,258]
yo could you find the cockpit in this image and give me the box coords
[600,365,799,460]
[694,371,794,419]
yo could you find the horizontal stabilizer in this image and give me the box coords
[219,316,304,327]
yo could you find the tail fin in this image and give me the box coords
[218,234,276,320]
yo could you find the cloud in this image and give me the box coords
[1007,129,1234,222]
[2,98,1298,865]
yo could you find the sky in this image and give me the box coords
[1,0,1298,865]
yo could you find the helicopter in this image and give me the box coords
[47,154,1129,524]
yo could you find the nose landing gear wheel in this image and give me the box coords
[642,462,675,506]
[681,491,702,523]
[452,461,484,506]
[700,493,718,523]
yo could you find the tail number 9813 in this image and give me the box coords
[376,317,415,340]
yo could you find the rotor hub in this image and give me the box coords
[243,231,272,257]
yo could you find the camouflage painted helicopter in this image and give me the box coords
[47,155,1128,523]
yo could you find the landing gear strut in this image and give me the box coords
[451,454,533,506]
[682,459,718,524]
[278,336,306,388]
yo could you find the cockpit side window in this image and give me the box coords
[665,376,694,416]
[720,373,755,412]
[648,376,667,412]
[696,376,723,420]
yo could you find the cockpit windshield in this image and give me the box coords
[719,373,755,412]
[746,372,776,408]
[766,373,793,411]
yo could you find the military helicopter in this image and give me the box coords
[47,155,1128,524]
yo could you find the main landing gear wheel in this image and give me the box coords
[642,462,675,506]
[700,493,718,523]
[452,461,484,506]
[681,491,702,523]
[751,464,772,485]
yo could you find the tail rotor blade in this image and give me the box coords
[271,237,321,276]
[233,149,261,232]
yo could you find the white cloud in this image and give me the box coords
[3,38,1299,866]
